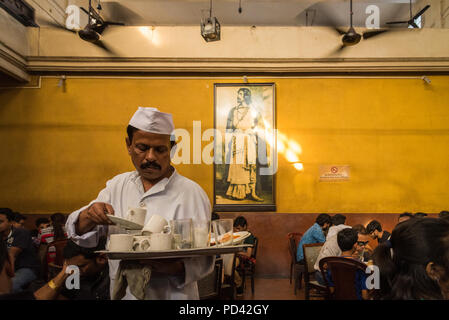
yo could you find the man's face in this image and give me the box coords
[38,223,51,231]
[12,220,25,229]
[66,254,106,278]
[126,130,172,183]
[369,230,379,240]
[0,214,11,234]
[355,234,369,254]
[237,90,251,105]
[234,225,247,232]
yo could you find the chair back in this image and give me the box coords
[288,236,298,263]
[251,237,258,259]
[198,258,223,300]
[47,239,68,266]
[42,239,67,281]
[287,232,302,245]
[303,243,324,274]
[319,256,367,300]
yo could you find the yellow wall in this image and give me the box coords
[1,76,449,214]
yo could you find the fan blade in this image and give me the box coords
[412,5,430,21]
[334,27,347,35]
[409,21,419,28]
[362,29,389,40]
[386,21,409,25]
[104,21,125,26]
[92,40,116,55]
[40,18,78,33]
[80,7,90,16]
[328,44,347,56]
[101,2,143,25]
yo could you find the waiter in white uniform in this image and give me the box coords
[66,107,214,299]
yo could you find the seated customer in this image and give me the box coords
[0,238,109,300]
[46,213,68,265]
[323,228,370,300]
[296,214,331,263]
[12,213,27,229]
[366,220,391,244]
[233,216,256,296]
[326,214,349,240]
[314,224,369,285]
[0,208,41,293]
[372,218,449,300]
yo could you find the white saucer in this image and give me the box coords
[233,231,251,244]
[107,214,143,230]
[210,231,251,246]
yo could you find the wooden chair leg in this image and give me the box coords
[294,272,298,295]
[305,283,310,300]
[251,274,255,295]
[290,262,293,284]
[298,271,303,289]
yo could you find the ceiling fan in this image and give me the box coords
[386,0,430,29]
[329,0,391,53]
[43,0,125,54]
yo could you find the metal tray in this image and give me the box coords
[97,244,252,260]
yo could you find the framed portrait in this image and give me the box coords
[213,83,277,212]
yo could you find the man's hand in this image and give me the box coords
[76,202,115,235]
[138,259,185,276]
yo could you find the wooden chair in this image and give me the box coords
[43,239,68,281]
[319,256,368,300]
[236,236,258,295]
[303,243,329,300]
[287,232,303,284]
[198,258,223,300]
[288,234,305,294]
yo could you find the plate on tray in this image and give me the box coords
[210,231,250,246]
[107,214,143,230]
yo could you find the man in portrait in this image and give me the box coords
[224,88,267,202]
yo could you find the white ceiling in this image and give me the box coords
[33,0,434,28]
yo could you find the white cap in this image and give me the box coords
[129,107,174,135]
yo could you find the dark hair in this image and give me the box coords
[414,212,428,218]
[12,212,26,223]
[211,212,220,221]
[366,220,382,233]
[315,214,331,227]
[51,213,66,241]
[233,216,248,228]
[0,208,14,221]
[35,218,50,228]
[63,238,107,260]
[337,228,359,252]
[331,214,346,226]
[372,218,449,300]
[399,212,414,220]
[127,125,176,148]
[352,224,368,235]
[439,211,449,220]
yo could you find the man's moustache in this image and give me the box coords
[140,162,161,170]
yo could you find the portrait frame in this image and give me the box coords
[213,83,277,212]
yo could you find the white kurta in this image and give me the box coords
[65,168,214,300]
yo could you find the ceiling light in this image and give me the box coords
[201,0,220,42]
